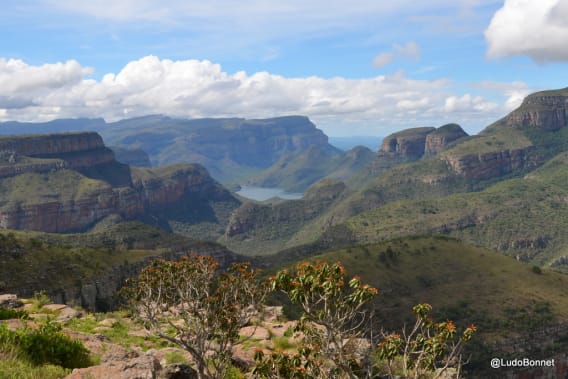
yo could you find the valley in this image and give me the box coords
[2,88,568,378]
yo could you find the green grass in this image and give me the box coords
[0,169,108,206]
[440,128,532,156]
[65,312,163,351]
[164,350,188,365]
[0,358,70,379]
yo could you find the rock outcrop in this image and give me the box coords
[1,116,339,183]
[52,244,238,311]
[371,124,468,174]
[379,127,435,161]
[424,123,469,156]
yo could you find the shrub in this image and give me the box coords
[122,254,268,379]
[0,320,93,369]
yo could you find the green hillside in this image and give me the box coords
[279,236,568,374]
[339,151,568,267]
[0,222,237,310]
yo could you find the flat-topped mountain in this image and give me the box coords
[0,115,339,184]
[103,115,339,183]
[0,132,116,179]
[488,87,568,131]
[0,132,240,236]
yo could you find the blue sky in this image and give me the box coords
[1,0,567,136]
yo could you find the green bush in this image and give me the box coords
[0,320,93,369]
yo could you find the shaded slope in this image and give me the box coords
[247,145,373,192]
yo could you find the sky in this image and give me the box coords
[1,0,568,136]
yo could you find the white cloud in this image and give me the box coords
[444,94,498,113]
[485,0,568,62]
[0,58,90,94]
[0,55,508,134]
[473,80,532,111]
[372,53,394,68]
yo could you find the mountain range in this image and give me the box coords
[2,87,568,377]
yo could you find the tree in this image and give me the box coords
[253,261,476,379]
[122,254,267,379]
[377,303,477,379]
[254,261,378,379]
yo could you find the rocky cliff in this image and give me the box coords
[0,132,240,234]
[442,146,543,180]
[0,132,115,179]
[379,127,435,160]
[495,88,568,131]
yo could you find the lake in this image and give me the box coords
[236,185,303,201]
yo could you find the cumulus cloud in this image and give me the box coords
[0,55,508,133]
[0,58,90,94]
[485,0,568,62]
[473,80,532,111]
[444,94,498,113]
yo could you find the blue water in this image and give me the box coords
[236,185,303,201]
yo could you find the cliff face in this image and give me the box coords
[502,91,568,131]
[0,133,239,233]
[53,245,239,311]
[379,127,435,161]
[0,116,341,184]
[442,147,542,180]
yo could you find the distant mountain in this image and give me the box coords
[0,115,342,184]
[0,118,105,135]
[328,136,381,151]
[100,115,339,183]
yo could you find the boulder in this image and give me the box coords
[0,294,22,309]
